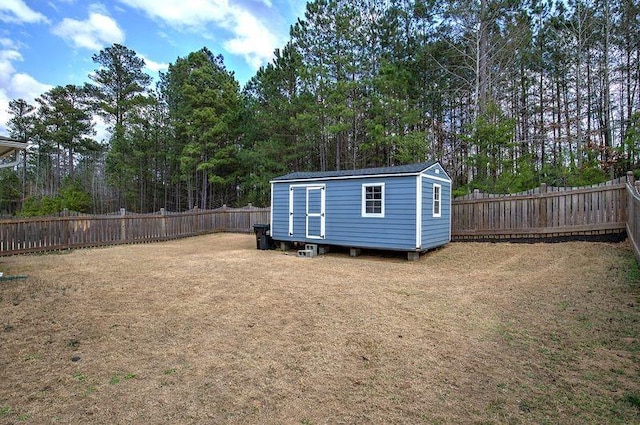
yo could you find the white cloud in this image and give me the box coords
[0,71,53,132]
[0,92,11,134]
[118,0,229,28]
[0,48,51,101]
[52,10,125,51]
[118,0,282,70]
[222,7,278,70]
[8,72,53,100]
[0,0,49,24]
[254,0,273,8]
[0,45,52,134]
[140,54,169,74]
[92,115,109,144]
[0,38,18,49]
[0,48,22,78]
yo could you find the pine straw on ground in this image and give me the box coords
[0,234,639,424]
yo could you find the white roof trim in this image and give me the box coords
[271,169,451,184]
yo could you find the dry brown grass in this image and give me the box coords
[0,234,639,424]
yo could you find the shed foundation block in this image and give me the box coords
[349,248,361,257]
[407,251,420,261]
[279,241,290,251]
[297,249,314,258]
[305,244,318,257]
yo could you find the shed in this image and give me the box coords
[270,161,451,260]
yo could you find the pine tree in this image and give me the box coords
[85,43,152,209]
[36,85,97,189]
[162,48,242,208]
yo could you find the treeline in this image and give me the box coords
[2,0,639,214]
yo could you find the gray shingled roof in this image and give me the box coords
[272,161,439,181]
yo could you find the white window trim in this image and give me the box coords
[362,183,385,218]
[433,183,442,218]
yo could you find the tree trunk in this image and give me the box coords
[475,0,490,116]
[601,0,612,172]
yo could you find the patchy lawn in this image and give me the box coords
[0,234,639,424]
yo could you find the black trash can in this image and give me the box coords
[253,224,271,250]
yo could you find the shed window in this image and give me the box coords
[433,184,441,217]
[362,183,385,217]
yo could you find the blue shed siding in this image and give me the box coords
[292,187,306,237]
[271,184,291,239]
[272,176,418,250]
[421,177,451,250]
[325,177,416,250]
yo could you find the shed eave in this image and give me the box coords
[271,160,442,183]
[271,170,430,184]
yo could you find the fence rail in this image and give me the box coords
[451,177,628,240]
[0,206,270,256]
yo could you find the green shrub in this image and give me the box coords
[18,177,92,216]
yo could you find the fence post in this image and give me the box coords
[471,189,479,230]
[63,208,71,248]
[221,205,228,231]
[160,208,167,238]
[632,181,640,244]
[626,172,635,227]
[193,206,199,234]
[539,183,547,228]
[120,208,127,241]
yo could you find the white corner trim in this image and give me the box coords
[270,182,274,234]
[416,175,422,249]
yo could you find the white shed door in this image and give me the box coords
[306,186,325,239]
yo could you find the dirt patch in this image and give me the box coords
[0,234,639,424]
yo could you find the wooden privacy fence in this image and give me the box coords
[1,176,639,256]
[626,174,640,263]
[451,176,628,240]
[0,206,270,256]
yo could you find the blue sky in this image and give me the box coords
[0,0,307,134]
